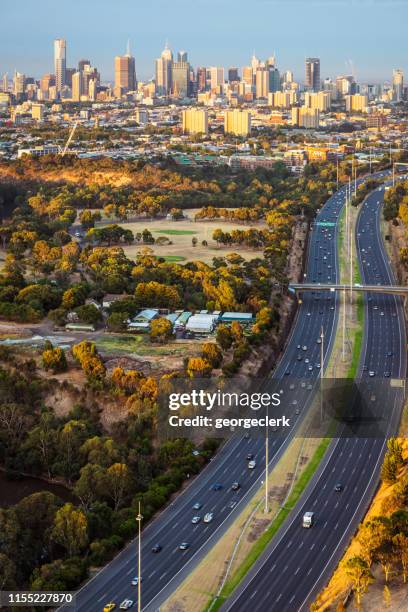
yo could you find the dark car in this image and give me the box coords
[246,453,254,460]
[212,483,223,491]
[334,483,343,492]
[152,544,162,553]
[231,482,240,491]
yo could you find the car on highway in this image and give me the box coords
[229,501,237,509]
[246,453,254,460]
[203,512,214,523]
[369,371,375,377]
[192,502,202,510]
[248,460,256,469]
[191,516,201,524]
[131,577,143,586]
[212,483,223,491]
[152,544,162,553]
[384,371,391,378]
[231,481,240,490]
[104,604,116,612]
[334,483,343,492]
[179,542,189,551]
[119,600,134,610]
[302,345,307,351]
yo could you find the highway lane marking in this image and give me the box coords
[250,590,258,599]
[148,571,155,578]
[289,595,295,604]
[310,543,315,550]
[97,594,107,602]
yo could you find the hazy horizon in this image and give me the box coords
[1,0,407,83]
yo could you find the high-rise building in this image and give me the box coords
[304,91,331,111]
[228,67,239,82]
[242,66,253,87]
[292,106,320,128]
[155,43,173,95]
[54,38,66,92]
[172,60,190,97]
[13,71,25,97]
[336,75,355,97]
[269,90,297,108]
[182,108,208,134]
[39,74,55,99]
[392,69,404,102]
[114,43,137,97]
[224,109,251,136]
[255,65,280,99]
[196,67,207,92]
[345,94,368,113]
[31,103,44,122]
[72,71,82,101]
[210,67,224,92]
[1,73,8,93]
[305,58,320,91]
[177,50,188,63]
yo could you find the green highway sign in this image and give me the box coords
[316,221,336,227]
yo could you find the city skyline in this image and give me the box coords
[1,0,407,82]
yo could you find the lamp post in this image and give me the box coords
[136,503,143,612]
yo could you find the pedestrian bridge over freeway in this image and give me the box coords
[289,283,408,295]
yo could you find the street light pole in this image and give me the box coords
[336,157,339,190]
[136,503,143,612]
[264,407,269,513]
[320,326,324,423]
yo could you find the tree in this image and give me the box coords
[358,517,391,565]
[216,324,233,350]
[107,311,128,332]
[383,585,391,608]
[0,554,16,589]
[74,464,106,510]
[150,317,173,343]
[393,533,408,583]
[186,357,212,378]
[42,346,67,373]
[105,463,131,511]
[345,556,373,607]
[51,503,88,556]
[202,342,223,368]
[381,453,399,484]
[374,539,396,582]
[75,304,102,326]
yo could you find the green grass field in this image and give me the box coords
[158,255,186,262]
[154,229,198,236]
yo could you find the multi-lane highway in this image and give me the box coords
[70,187,349,611]
[222,184,406,611]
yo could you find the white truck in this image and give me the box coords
[302,511,315,528]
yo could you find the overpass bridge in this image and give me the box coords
[289,283,408,296]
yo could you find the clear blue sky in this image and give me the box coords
[1,0,407,83]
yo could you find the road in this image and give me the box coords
[69,187,349,612]
[222,184,406,611]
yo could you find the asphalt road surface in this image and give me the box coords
[69,187,350,612]
[222,184,406,612]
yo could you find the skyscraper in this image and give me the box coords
[155,43,173,95]
[182,108,208,134]
[392,69,404,102]
[54,38,66,92]
[177,50,188,63]
[196,67,207,92]
[210,67,224,92]
[172,58,190,97]
[305,58,320,91]
[224,109,251,136]
[114,43,137,97]
[228,67,239,82]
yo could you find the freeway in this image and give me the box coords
[69,187,349,611]
[222,184,406,611]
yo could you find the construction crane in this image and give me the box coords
[59,121,78,157]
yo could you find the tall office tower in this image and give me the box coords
[172,59,190,97]
[392,69,404,102]
[78,59,90,72]
[210,67,225,91]
[1,73,8,92]
[255,65,280,99]
[40,73,55,99]
[196,67,207,92]
[177,50,188,63]
[266,55,276,68]
[182,108,208,134]
[54,38,66,92]
[13,71,25,96]
[305,57,320,91]
[242,66,253,87]
[251,53,260,73]
[282,70,293,84]
[88,78,97,101]
[336,75,355,97]
[155,43,173,95]
[228,67,239,82]
[71,71,82,101]
[114,43,137,97]
[224,109,251,136]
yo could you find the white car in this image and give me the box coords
[203,512,214,523]
[248,460,256,469]
[120,600,134,610]
[191,516,201,524]
[131,576,142,586]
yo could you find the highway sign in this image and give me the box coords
[316,221,336,227]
